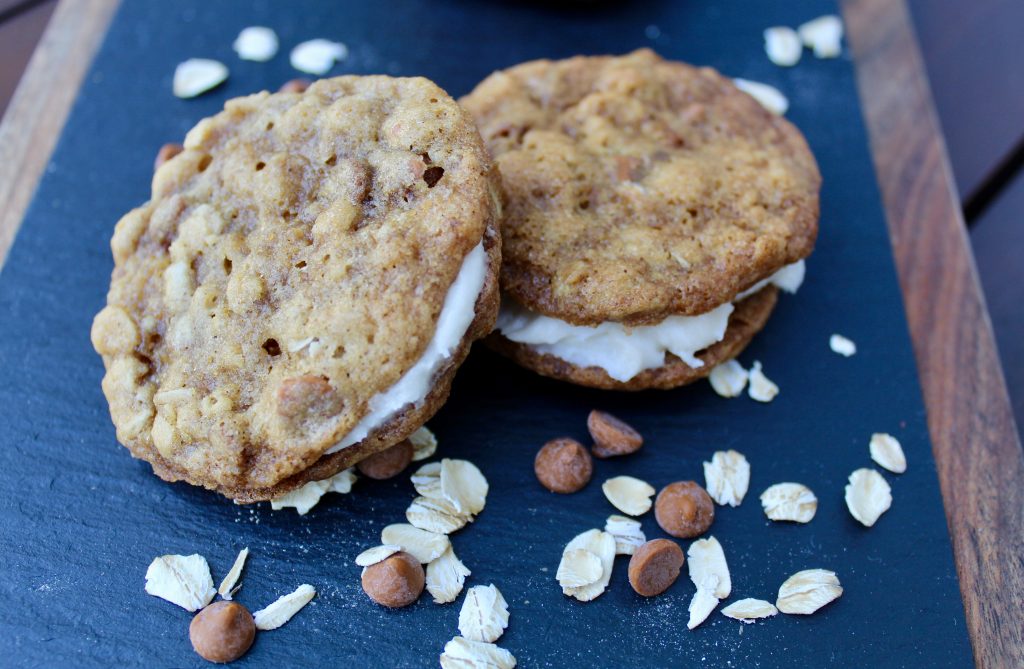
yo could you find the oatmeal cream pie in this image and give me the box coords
[461,49,819,390]
[91,76,501,501]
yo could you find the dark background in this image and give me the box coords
[0,0,972,666]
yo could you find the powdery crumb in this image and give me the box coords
[426,546,471,604]
[870,433,907,473]
[764,26,802,66]
[708,359,748,398]
[798,15,844,58]
[733,79,789,115]
[232,27,278,62]
[829,333,857,357]
[747,361,779,402]
[217,548,249,600]
[290,39,348,75]
[703,450,750,507]
[144,554,216,611]
[844,468,892,527]
[173,59,228,98]
[458,584,509,643]
[601,476,656,516]
[253,584,316,630]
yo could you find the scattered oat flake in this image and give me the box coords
[709,359,748,398]
[233,26,278,62]
[440,636,517,669]
[458,584,510,643]
[703,450,750,507]
[798,15,844,58]
[253,584,316,630]
[407,495,470,534]
[381,523,450,564]
[601,476,656,516]
[687,576,721,630]
[760,482,818,523]
[326,467,357,493]
[173,59,228,99]
[144,554,216,612]
[561,529,615,601]
[776,569,842,615]
[412,461,443,498]
[870,433,907,473]
[733,79,789,115]
[829,333,857,357]
[425,546,471,604]
[217,548,249,600]
[747,360,779,402]
[271,479,329,514]
[764,26,802,66]
[556,548,604,588]
[722,598,779,623]
[440,459,489,517]
[604,515,646,556]
[290,39,348,75]
[410,426,438,461]
[845,468,892,527]
[355,545,401,568]
[687,537,731,599]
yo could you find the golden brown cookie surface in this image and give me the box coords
[461,49,819,326]
[92,76,501,501]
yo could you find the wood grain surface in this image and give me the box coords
[0,0,117,267]
[0,0,1020,665]
[844,0,1024,666]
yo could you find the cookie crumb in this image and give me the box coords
[253,583,316,630]
[829,333,857,357]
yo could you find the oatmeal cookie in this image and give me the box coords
[92,76,501,501]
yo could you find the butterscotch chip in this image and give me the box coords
[654,481,715,538]
[154,143,184,171]
[588,410,643,458]
[357,439,414,480]
[361,551,425,608]
[628,539,685,597]
[189,600,256,664]
[278,78,311,93]
[534,438,592,493]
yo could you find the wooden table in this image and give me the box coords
[0,0,1021,665]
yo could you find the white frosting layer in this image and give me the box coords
[327,242,488,453]
[496,260,805,383]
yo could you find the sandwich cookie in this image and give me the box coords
[461,49,819,390]
[92,76,501,501]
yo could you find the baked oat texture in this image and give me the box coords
[487,287,778,390]
[461,49,820,326]
[91,76,501,502]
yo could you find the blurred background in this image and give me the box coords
[0,0,1020,430]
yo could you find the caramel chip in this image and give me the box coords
[587,410,643,458]
[189,601,255,664]
[654,481,715,538]
[357,439,414,480]
[154,143,183,171]
[278,78,311,93]
[361,551,425,608]
[534,438,593,493]
[628,539,685,597]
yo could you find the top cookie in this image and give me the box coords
[461,49,820,325]
[91,76,500,498]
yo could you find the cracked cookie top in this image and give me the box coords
[461,49,820,325]
[92,76,499,494]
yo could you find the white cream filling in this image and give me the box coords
[327,242,487,453]
[496,260,805,383]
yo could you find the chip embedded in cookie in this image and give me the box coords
[461,49,819,390]
[91,76,502,501]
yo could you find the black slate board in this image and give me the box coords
[0,0,973,666]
